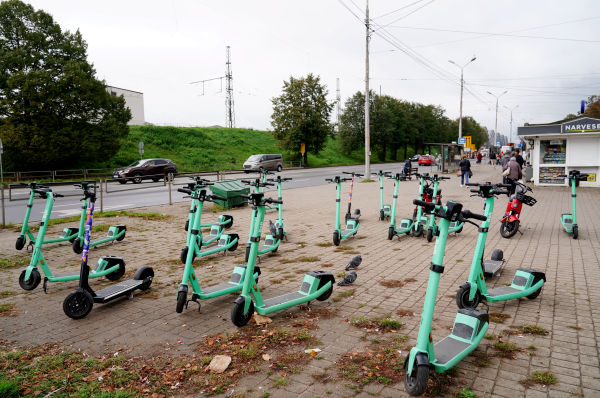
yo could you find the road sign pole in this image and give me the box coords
[0,139,4,226]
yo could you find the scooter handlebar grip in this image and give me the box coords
[241,180,252,184]
[580,174,589,178]
[470,189,479,193]
[440,176,450,180]
[264,182,275,186]
[33,189,48,195]
[462,210,487,221]
[20,182,29,186]
[267,198,283,204]
[177,188,192,194]
[283,178,292,181]
[210,195,227,201]
[498,183,512,188]
[558,175,567,178]
[240,194,251,199]
[54,193,64,198]
[466,182,479,186]
[413,199,435,210]
[494,189,509,195]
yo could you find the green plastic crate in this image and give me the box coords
[210,180,250,208]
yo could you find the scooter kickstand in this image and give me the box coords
[429,371,443,396]
[186,294,201,313]
[27,242,34,252]
[43,277,48,294]
[297,302,311,312]
[480,300,490,313]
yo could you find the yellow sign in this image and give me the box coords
[587,174,596,182]
[300,143,305,154]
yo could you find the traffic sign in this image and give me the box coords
[300,143,305,154]
[458,137,466,144]
[139,141,144,149]
[496,141,501,146]
[139,149,144,154]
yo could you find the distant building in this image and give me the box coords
[106,86,145,125]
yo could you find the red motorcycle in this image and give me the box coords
[499,179,536,238]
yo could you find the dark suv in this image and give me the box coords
[113,159,178,184]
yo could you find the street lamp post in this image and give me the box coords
[503,105,519,145]
[0,139,4,226]
[449,57,476,139]
[487,91,507,150]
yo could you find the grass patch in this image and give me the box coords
[273,377,289,387]
[316,242,334,247]
[458,388,477,398]
[298,256,319,262]
[379,279,405,288]
[493,341,521,358]
[350,315,402,333]
[520,371,558,388]
[568,325,583,330]
[0,290,15,297]
[507,324,549,336]
[337,290,355,299]
[322,263,334,267]
[470,351,492,367]
[489,312,511,324]
[0,256,29,269]
[333,245,353,252]
[0,303,16,316]
[96,210,171,221]
[270,279,283,284]
[280,258,297,264]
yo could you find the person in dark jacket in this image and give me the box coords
[489,150,496,170]
[403,158,412,175]
[505,157,523,194]
[459,155,471,186]
[515,149,525,169]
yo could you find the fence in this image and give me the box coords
[1,162,303,183]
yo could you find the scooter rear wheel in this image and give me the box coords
[277,227,284,241]
[176,290,187,313]
[527,287,542,300]
[72,238,83,254]
[380,210,384,221]
[456,286,481,309]
[231,300,254,327]
[317,285,333,301]
[500,220,519,238]
[403,355,429,397]
[134,266,154,291]
[105,263,126,281]
[223,215,234,229]
[63,291,94,319]
[426,228,433,242]
[19,269,41,291]
[573,226,579,240]
[387,226,395,241]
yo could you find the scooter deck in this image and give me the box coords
[434,336,473,366]
[263,291,307,308]
[483,260,504,277]
[487,286,521,297]
[561,213,573,232]
[93,279,145,304]
[202,281,242,295]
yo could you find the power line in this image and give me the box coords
[373,0,436,31]
[372,0,425,20]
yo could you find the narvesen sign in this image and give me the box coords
[561,117,600,134]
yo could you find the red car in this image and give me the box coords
[418,155,436,166]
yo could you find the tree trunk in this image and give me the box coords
[392,144,398,161]
[404,143,408,160]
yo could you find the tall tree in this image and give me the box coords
[0,0,131,171]
[270,73,334,166]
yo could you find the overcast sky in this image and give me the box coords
[27,0,600,140]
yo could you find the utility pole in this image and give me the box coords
[225,46,235,128]
[448,57,476,139]
[364,0,371,179]
[336,78,341,133]
[487,91,507,149]
[504,105,519,145]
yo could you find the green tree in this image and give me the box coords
[450,116,489,149]
[270,73,334,166]
[0,0,131,171]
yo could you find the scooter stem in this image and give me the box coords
[335,181,342,231]
[390,180,399,225]
[571,177,577,225]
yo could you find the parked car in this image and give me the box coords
[112,159,178,184]
[410,154,421,162]
[418,155,436,166]
[243,154,283,173]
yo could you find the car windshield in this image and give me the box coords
[127,160,146,167]
[247,155,262,162]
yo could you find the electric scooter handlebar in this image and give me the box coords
[177,188,192,194]
[413,199,436,211]
[470,189,480,193]
[53,193,64,198]
[462,210,487,221]
[466,182,479,186]
[266,197,283,205]
[33,188,50,195]
[494,189,510,195]
[209,194,227,201]
[497,183,512,188]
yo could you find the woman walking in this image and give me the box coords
[489,150,497,170]
[459,155,471,187]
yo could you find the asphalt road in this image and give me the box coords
[2,162,445,224]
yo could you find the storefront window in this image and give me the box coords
[540,166,566,184]
[540,140,566,164]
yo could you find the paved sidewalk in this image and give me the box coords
[1,163,599,397]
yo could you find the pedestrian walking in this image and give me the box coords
[489,150,496,169]
[501,151,512,184]
[459,155,471,187]
[476,152,482,164]
[514,149,525,169]
[502,157,523,194]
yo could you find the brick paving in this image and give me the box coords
[1,163,600,397]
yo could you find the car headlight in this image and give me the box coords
[122,169,130,174]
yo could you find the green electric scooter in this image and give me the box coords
[184,177,233,233]
[178,187,239,263]
[558,170,589,239]
[387,173,415,239]
[175,190,260,314]
[15,182,126,253]
[404,199,489,396]
[455,182,546,309]
[180,178,234,263]
[230,192,335,327]
[327,176,360,246]
[342,171,362,221]
[241,179,282,262]
[412,174,430,237]
[423,175,463,242]
[18,186,125,293]
[373,170,392,221]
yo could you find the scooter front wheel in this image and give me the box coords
[333,231,340,246]
[456,286,481,309]
[379,210,384,221]
[426,228,433,242]
[387,226,395,241]
[500,220,519,238]
[572,226,578,240]
[63,291,94,319]
[412,224,423,238]
[15,235,26,251]
[176,290,187,313]
[403,355,429,396]
[231,300,254,327]
[19,269,41,291]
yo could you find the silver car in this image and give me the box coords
[243,154,283,173]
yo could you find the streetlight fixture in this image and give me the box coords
[503,105,519,146]
[487,91,507,149]
[448,56,476,139]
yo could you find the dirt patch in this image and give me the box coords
[322,263,334,267]
[379,280,405,288]
[349,316,402,334]
[489,312,511,324]
[470,350,493,367]
[404,278,418,283]
[396,309,415,317]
